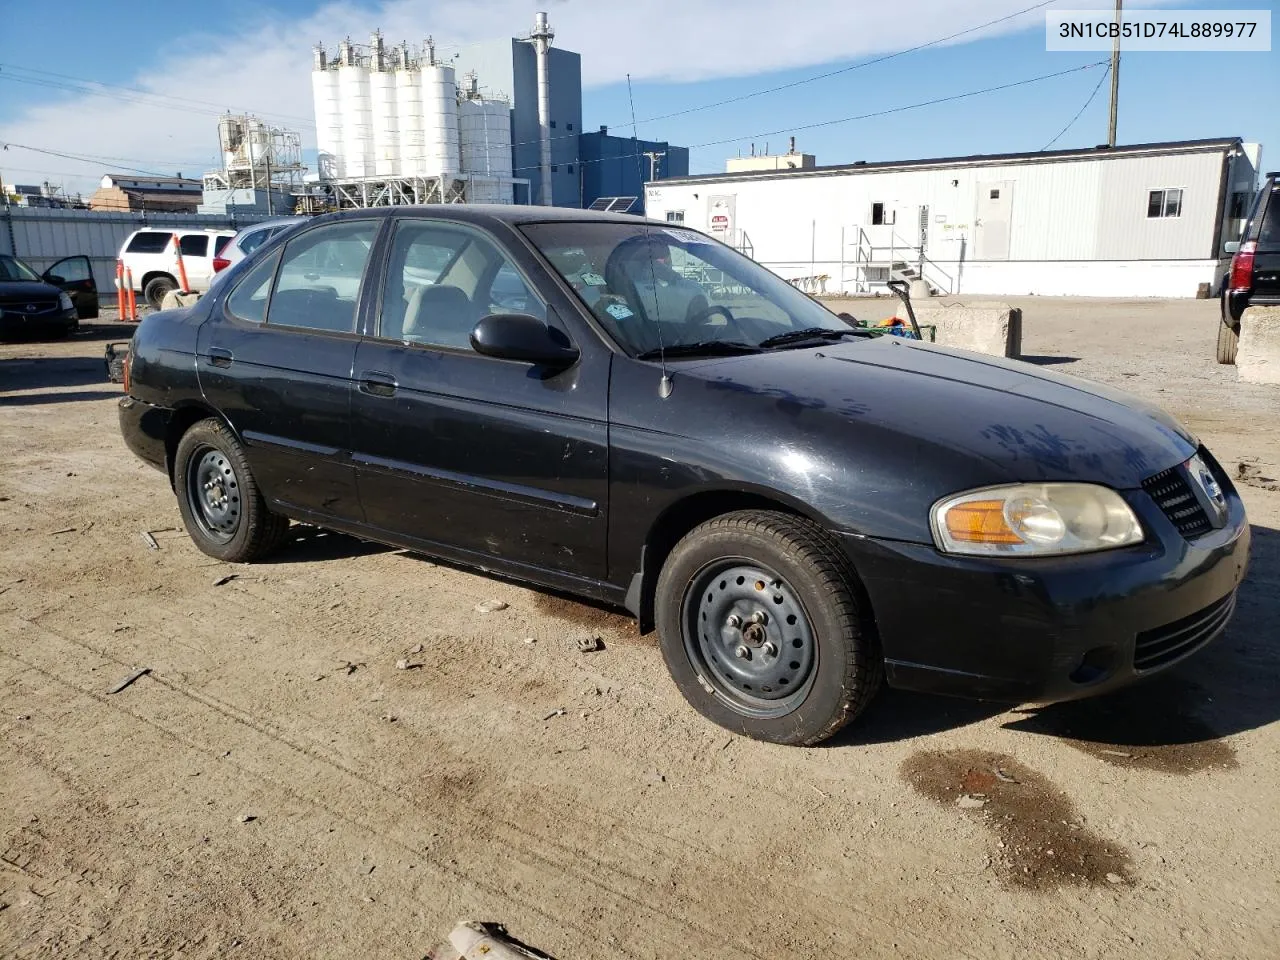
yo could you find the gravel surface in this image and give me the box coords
[2,300,1277,958]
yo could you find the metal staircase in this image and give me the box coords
[840,227,954,296]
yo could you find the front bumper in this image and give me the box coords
[841,485,1250,703]
[0,306,77,335]
[118,396,171,474]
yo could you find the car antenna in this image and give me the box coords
[641,227,674,398]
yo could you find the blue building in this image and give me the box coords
[577,128,690,213]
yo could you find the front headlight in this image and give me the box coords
[931,483,1144,557]
[58,292,73,311]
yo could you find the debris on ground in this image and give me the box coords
[522,637,536,645]
[337,660,364,676]
[140,531,160,551]
[1106,872,1125,884]
[994,767,1018,783]
[213,573,239,587]
[408,643,424,655]
[49,527,76,536]
[395,658,422,671]
[576,636,604,653]
[381,714,398,723]
[541,708,566,721]
[106,667,150,695]
[474,599,509,614]
[237,814,256,824]
[957,794,988,810]
[430,920,557,960]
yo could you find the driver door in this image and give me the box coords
[42,255,98,319]
[350,217,610,581]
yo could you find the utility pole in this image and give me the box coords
[643,150,665,183]
[1107,0,1122,147]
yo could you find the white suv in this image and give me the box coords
[119,228,236,308]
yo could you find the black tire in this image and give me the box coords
[654,510,882,746]
[173,418,291,562]
[144,275,178,309]
[1216,320,1239,365]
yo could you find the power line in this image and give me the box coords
[0,65,316,126]
[685,61,1108,151]
[0,142,194,179]
[1041,63,1110,151]
[507,60,1107,175]
[621,0,1058,129]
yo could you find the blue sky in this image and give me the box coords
[0,0,1274,194]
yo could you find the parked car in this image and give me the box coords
[1218,170,1279,364]
[117,207,1250,746]
[0,252,98,338]
[210,217,308,283]
[118,228,236,308]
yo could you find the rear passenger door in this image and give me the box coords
[179,234,212,288]
[196,219,381,522]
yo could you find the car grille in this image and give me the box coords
[0,298,59,317]
[1133,592,1235,672]
[1142,464,1212,538]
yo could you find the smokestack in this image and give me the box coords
[530,11,555,206]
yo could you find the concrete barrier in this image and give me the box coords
[1237,306,1280,385]
[159,290,202,311]
[913,301,1022,358]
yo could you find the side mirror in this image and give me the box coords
[470,313,580,368]
[1223,240,1240,255]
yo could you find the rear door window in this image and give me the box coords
[126,232,171,254]
[266,220,376,334]
[226,249,282,324]
[214,235,233,255]
[180,235,209,258]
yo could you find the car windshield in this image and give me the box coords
[0,254,42,282]
[519,221,858,357]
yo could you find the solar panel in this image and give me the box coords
[587,196,638,213]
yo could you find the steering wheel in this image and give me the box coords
[687,303,750,339]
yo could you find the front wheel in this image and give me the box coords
[1216,320,1239,365]
[173,418,290,562]
[655,510,882,745]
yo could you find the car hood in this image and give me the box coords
[671,336,1197,491]
[0,280,60,302]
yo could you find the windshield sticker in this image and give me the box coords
[663,229,712,246]
[605,302,634,320]
[580,272,606,286]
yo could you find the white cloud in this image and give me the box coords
[0,0,1173,195]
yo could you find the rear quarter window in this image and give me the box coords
[1257,186,1280,248]
[126,232,171,254]
[214,235,233,255]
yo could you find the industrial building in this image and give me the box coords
[306,12,688,211]
[88,175,202,213]
[644,137,1263,298]
[578,128,688,212]
[198,115,305,215]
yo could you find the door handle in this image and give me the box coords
[359,371,397,398]
[208,347,234,368]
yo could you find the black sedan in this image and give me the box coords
[0,253,98,337]
[117,207,1250,745]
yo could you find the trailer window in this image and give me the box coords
[1148,188,1183,219]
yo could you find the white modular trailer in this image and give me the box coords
[644,138,1261,298]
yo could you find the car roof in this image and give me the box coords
[302,204,664,229]
[238,217,308,234]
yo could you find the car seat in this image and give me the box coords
[402,284,478,349]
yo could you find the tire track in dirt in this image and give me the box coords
[6,618,980,959]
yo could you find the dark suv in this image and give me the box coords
[1219,171,1280,364]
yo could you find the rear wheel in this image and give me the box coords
[1216,320,1239,365]
[655,510,882,746]
[144,275,178,309]
[174,418,290,562]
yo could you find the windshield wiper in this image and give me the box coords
[636,340,762,360]
[758,327,870,349]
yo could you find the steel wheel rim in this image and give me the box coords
[186,446,241,544]
[680,558,818,718]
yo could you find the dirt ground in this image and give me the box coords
[2,298,1278,959]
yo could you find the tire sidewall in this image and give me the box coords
[174,421,255,561]
[655,523,860,745]
[145,277,177,309]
